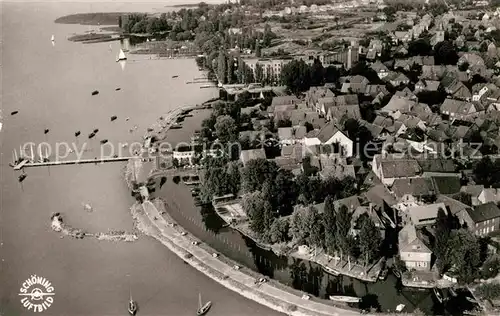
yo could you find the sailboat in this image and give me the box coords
[116,49,127,62]
[196,293,211,316]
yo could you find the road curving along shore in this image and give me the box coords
[129,198,363,316]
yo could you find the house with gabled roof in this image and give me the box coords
[384,72,410,87]
[405,202,448,227]
[365,84,389,97]
[371,61,390,79]
[399,224,432,271]
[303,121,353,157]
[414,79,440,93]
[380,95,417,116]
[340,75,369,94]
[372,154,422,186]
[440,99,479,121]
[395,87,417,100]
[457,202,500,236]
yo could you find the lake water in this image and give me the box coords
[0,2,283,316]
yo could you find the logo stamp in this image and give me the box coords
[19,274,55,312]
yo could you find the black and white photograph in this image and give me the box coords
[3,0,500,315]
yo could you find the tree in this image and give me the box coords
[272,169,297,216]
[434,208,452,273]
[408,38,432,57]
[255,41,262,57]
[217,50,227,84]
[358,215,381,267]
[434,41,459,65]
[215,115,238,143]
[281,59,312,95]
[241,158,278,193]
[242,191,275,236]
[323,196,337,254]
[268,217,290,243]
[473,156,494,186]
[447,229,481,284]
[310,58,325,86]
[335,205,353,262]
[255,63,264,83]
[289,207,309,244]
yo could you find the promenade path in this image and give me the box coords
[140,200,362,316]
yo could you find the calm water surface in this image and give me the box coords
[0,2,282,316]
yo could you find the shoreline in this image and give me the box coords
[129,198,363,316]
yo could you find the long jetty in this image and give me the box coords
[13,156,140,170]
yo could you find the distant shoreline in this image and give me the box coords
[55,12,136,26]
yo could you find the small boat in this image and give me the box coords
[392,268,401,278]
[18,173,27,182]
[329,296,361,303]
[88,132,96,139]
[466,296,477,303]
[395,304,405,312]
[93,129,99,133]
[115,88,121,91]
[11,111,18,115]
[128,299,137,315]
[116,49,127,62]
[91,90,99,96]
[433,288,443,303]
[172,75,179,78]
[44,129,50,134]
[322,266,340,276]
[147,128,154,132]
[197,293,212,316]
[111,116,117,121]
[449,287,458,297]
[75,131,81,137]
[100,139,108,145]
[51,35,55,42]
[128,276,137,315]
[125,117,130,121]
[379,268,388,280]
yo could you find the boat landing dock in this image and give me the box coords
[12,156,143,169]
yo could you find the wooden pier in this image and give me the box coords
[12,156,142,170]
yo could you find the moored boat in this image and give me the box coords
[172,75,179,78]
[433,287,444,303]
[322,265,340,276]
[75,131,81,137]
[88,132,96,139]
[329,296,361,303]
[197,293,212,316]
[18,173,27,182]
[44,129,50,134]
[395,304,405,312]
[116,49,127,62]
[100,139,108,145]
[379,268,388,280]
[449,287,458,297]
[392,267,401,278]
[11,111,19,115]
[93,128,99,133]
